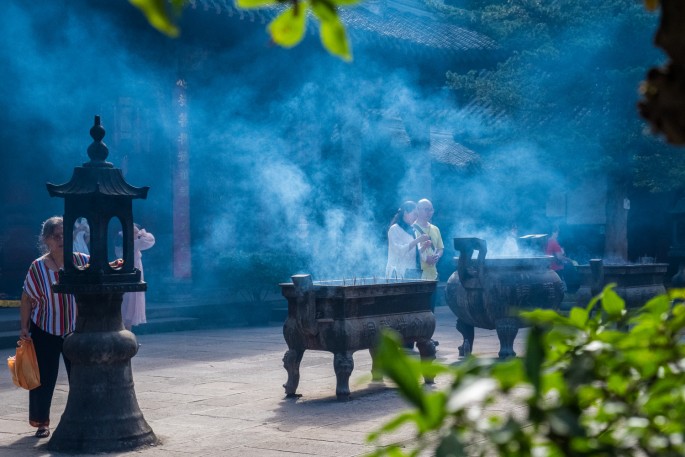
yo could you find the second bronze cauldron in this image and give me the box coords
[445,238,564,358]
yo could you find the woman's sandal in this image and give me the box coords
[35,427,50,438]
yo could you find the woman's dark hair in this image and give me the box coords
[389,201,417,235]
[39,216,63,254]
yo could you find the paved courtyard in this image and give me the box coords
[0,306,527,457]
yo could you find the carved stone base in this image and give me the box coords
[47,294,156,452]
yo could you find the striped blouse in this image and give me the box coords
[23,253,89,336]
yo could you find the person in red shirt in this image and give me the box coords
[545,225,572,284]
[20,217,89,438]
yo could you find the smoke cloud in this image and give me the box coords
[0,0,666,303]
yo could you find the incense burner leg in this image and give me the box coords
[334,351,354,401]
[283,348,305,397]
[456,319,474,356]
[495,317,519,359]
[415,338,436,384]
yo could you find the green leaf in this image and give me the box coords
[625,348,662,377]
[310,0,337,22]
[524,325,545,396]
[367,410,417,442]
[319,17,352,61]
[435,431,466,457]
[568,307,589,328]
[641,293,671,317]
[577,384,603,407]
[595,329,626,345]
[268,5,308,48]
[669,288,685,302]
[129,0,180,37]
[491,358,525,390]
[420,360,452,380]
[423,391,448,429]
[521,309,567,326]
[607,373,629,395]
[237,0,278,9]
[375,331,428,412]
[542,370,570,399]
[601,286,625,318]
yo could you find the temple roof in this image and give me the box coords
[429,129,480,169]
[341,8,497,55]
[188,0,498,56]
[376,114,480,169]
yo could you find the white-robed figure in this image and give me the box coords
[385,201,430,279]
[115,223,155,330]
[73,217,90,255]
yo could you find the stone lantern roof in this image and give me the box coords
[46,167,149,199]
[46,116,149,200]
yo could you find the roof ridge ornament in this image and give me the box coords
[85,115,113,168]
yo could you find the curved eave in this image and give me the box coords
[47,167,149,199]
[341,9,498,53]
[430,134,480,171]
[188,0,499,56]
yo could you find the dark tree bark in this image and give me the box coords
[604,173,629,263]
[639,0,685,145]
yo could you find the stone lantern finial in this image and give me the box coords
[86,115,111,166]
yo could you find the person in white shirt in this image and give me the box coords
[386,201,430,279]
[115,224,155,330]
[72,217,90,255]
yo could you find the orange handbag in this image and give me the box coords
[7,340,41,390]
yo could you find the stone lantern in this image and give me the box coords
[669,196,685,287]
[45,116,157,452]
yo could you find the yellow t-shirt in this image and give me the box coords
[414,223,444,280]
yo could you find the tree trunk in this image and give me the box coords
[604,174,629,263]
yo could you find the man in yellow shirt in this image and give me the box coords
[414,198,444,349]
[414,199,444,281]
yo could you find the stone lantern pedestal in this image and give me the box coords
[47,292,156,452]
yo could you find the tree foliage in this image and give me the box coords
[436,0,680,190]
[368,286,685,456]
[128,0,357,61]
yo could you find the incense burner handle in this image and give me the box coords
[291,274,319,337]
[453,238,487,283]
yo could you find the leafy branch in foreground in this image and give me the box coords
[368,286,685,457]
[128,0,358,61]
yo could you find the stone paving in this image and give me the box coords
[0,306,527,457]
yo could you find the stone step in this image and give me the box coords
[130,316,202,335]
[0,308,17,333]
[0,330,19,350]
[0,304,285,349]
[271,306,287,323]
[0,317,216,349]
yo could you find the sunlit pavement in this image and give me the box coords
[0,305,528,457]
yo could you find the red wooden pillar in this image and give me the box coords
[173,78,192,279]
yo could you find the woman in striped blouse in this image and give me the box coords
[19,216,88,438]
